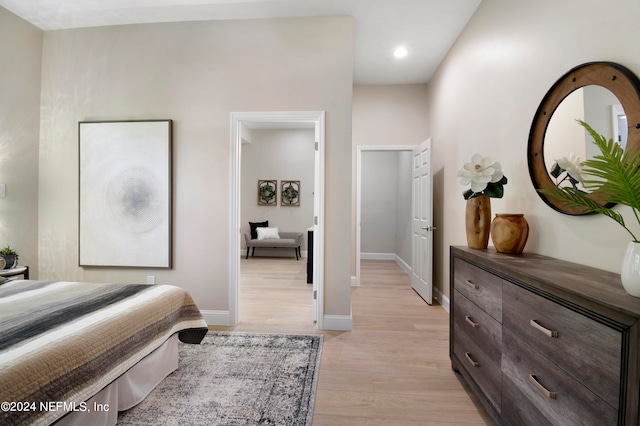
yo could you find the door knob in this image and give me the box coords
[421,226,436,231]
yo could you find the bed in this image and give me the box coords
[0,278,208,426]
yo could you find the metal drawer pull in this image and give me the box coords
[464,352,479,368]
[464,280,479,290]
[529,374,557,399]
[529,319,559,338]
[465,316,479,328]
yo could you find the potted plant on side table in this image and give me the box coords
[540,120,640,296]
[0,246,19,269]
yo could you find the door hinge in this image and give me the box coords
[315,141,319,151]
[314,216,318,225]
[313,290,317,300]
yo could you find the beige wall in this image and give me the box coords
[13,0,640,320]
[37,17,353,321]
[360,150,413,265]
[360,151,402,254]
[427,0,640,300]
[241,128,315,252]
[0,7,42,275]
[352,84,431,279]
[353,85,430,148]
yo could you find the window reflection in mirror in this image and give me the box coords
[612,104,628,149]
[543,85,624,191]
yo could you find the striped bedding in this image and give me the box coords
[0,279,208,426]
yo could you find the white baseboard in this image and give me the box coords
[361,252,395,260]
[322,314,352,331]
[394,255,412,275]
[361,253,411,273]
[200,310,231,326]
[361,252,411,275]
[434,288,450,313]
[202,309,354,331]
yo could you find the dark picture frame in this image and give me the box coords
[258,180,277,205]
[281,180,300,206]
[79,119,173,268]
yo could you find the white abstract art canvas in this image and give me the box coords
[79,120,172,268]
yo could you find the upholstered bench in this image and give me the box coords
[244,231,303,260]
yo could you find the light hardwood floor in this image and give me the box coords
[209,257,493,425]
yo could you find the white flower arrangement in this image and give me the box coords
[458,154,508,200]
[550,153,585,191]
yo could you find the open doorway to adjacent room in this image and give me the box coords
[230,111,325,330]
[356,141,433,305]
[356,147,414,283]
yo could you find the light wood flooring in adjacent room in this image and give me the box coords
[209,257,493,425]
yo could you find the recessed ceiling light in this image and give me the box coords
[394,46,408,58]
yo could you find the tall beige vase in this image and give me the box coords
[465,194,491,249]
[490,213,529,254]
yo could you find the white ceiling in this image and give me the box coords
[0,0,481,85]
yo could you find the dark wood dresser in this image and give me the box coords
[450,246,640,425]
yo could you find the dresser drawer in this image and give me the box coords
[453,323,501,411]
[453,258,502,322]
[453,289,502,367]
[502,329,617,426]
[502,282,621,408]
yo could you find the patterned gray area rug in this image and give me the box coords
[117,332,323,426]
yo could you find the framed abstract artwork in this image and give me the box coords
[258,180,277,205]
[281,180,300,206]
[79,120,172,268]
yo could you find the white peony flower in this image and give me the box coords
[554,153,583,182]
[458,154,504,194]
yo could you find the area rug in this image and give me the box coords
[117,332,323,426]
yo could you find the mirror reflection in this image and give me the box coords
[544,85,627,191]
[528,61,640,215]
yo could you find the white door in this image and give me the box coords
[311,115,325,328]
[411,138,433,304]
[312,128,319,323]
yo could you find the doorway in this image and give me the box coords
[356,143,433,304]
[355,146,414,286]
[230,111,325,328]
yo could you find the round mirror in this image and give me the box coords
[544,85,626,194]
[528,62,640,215]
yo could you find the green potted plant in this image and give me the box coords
[0,245,18,269]
[539,120,640,296]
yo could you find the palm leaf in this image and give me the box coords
[538,120,640,242]
[578,120,640,211]
[539,185,626,225]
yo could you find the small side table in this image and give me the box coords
[307,228,313,284]
[0,266,29,280]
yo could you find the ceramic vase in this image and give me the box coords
[490,214,529,254]
[465,194,491,249]
[0,254,16,269]
[621,241,640,297]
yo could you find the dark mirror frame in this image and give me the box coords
[528,61,640,215]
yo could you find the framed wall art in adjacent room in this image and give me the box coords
[281,180,300,206]
[79,119,173,268]
[258,180,277,205]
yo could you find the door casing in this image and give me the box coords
[355,145,415,286]
[230,111,325,328]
